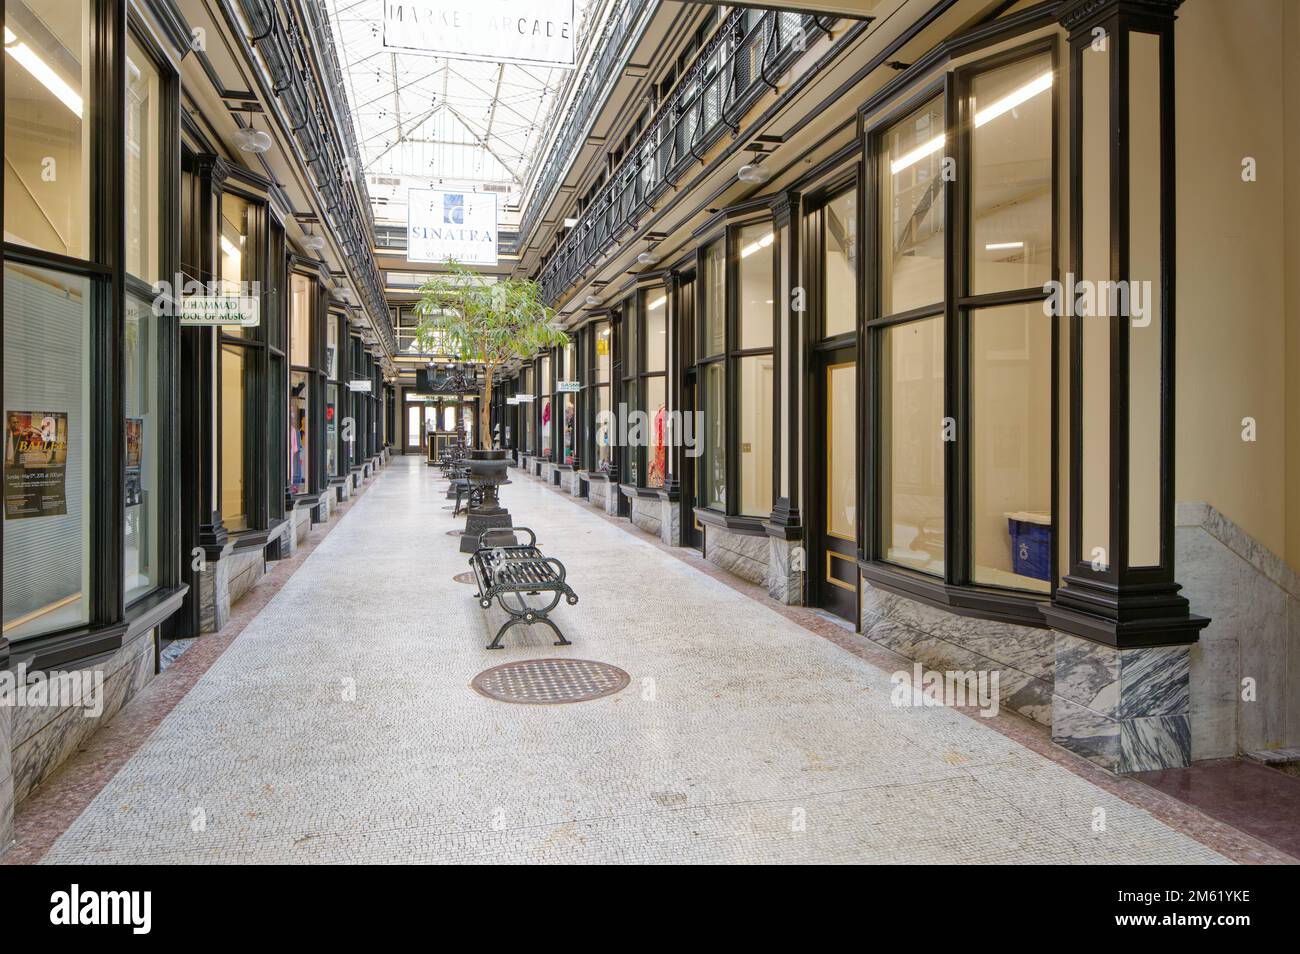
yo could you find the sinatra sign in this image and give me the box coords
[407,188,498,266]
[382,0,576,69]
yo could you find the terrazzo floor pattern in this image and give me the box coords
[43,457,1229,864]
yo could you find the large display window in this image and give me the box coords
[864,43,1057,611]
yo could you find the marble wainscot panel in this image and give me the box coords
[227,546,266,606]
[765,534,804,605]
[11,626,157,805]
[586,476,609,510]
[859,579,1054,725]
[291,506,312,547]
[332,477,351,502]
[569,472,584,498]
[656,496,682,547]
[314,492,333,523]
[1052,632,1192,773]
[1175,501,1299,758]
[704,525,768,585]
[557,467,575,492]
[196,547,233,633]
[0,704,13,857]
[629,493,663,539]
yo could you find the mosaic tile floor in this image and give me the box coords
[41,457,1232,864]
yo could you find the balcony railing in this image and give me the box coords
[538,6,818,306]
[516,0,657,249]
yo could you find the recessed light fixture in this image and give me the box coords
[737,163,771,184]
[985,241,1024,250]
[648,296,666,311]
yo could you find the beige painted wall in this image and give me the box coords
[1175,0,1296,568]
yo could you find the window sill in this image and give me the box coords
[692,508,767,536]
[858,560,1049,629]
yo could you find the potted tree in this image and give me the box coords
[413,261,566,548]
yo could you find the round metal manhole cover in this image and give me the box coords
[453,571,476,584]
[471,659,630,705]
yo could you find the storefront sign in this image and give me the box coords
[556,380,580,393]
[382,0,576,68]
[348,380,373,393]
[513,393,535,402]
[4,410,69,519]
[407,188,498,266]
[506,396,520,405]
[178,295,259,327]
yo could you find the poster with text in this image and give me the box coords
[407,188,499,266]
[382,0,576,68]
[4,410,69,519]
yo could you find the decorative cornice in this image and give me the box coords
[1058,0,1182,34]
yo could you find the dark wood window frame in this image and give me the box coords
[859,38,1061,629]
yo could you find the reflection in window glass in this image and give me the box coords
[737,354,773,515]
[3,263,91,640]
[702,239,725,357]
[326,313,339,379]
[737,223,774,350]
[539,355,551,458]
[220,193,250,338]
[291,273,312,366]
[562,393,576,464]
[880,316,944,576]
[971,303,1052,592]
[970,54,1053,294]
[220,345,247,531]
[124,295,158,603]
[593,386,611,471]
[703,362,725,509]
[290,371,310,494]
[326,382,339,478]
[594,322,610,382]
[823,189,857,338]
[644,291,667,372]
[880,96,945,315]
[125,32,160,282]
[645,376,666,488]
[4,0,91,259]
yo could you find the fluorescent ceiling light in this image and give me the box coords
[648,296,666,311]
[974,72,1053,128]
[4,27,83,119]
[985,241,1024,250]
[740,232,775,258]
[888,72,1052,176]
[889,135,945,176]
[220,235,242,259]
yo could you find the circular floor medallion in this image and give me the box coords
[453,571,477,584]
[471,658,630,705]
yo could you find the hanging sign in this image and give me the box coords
[556,380,580,393]
[382,0,576,68]
[4,410,69,519]
[407,188,499,266]
[178,295,259,327]
[514,393,536,403]
[348,380,374,393]
[506,396,520,405]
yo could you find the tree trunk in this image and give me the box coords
[479,364,495,450]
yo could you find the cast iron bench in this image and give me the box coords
[469,527,578,650]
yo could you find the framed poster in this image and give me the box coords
[4,410,69,519]
[382,0,576,69]
[407,188,499,266]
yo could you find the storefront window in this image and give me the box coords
[881,96,945,315]
[702,239,725,357]
[220,193,251,338]
[823,188,857,338]
[880,316,944,576]
[703,362,725,509]
[641,290,668,488]
[970,53,1053,295]
[971,303,1051,592]
[737,354,773,515]
[125,32,161,283]
[539,354,552,459]
[220,344,247,531]
[124,295,158,603]
[3,263,92,640]
[3,0,91,260]
[592,322,611,471]
[326,314,340,477]
[737,224,774,350]
[290,371,310,494]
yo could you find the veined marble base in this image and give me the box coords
[766,535,804,605]
[586,478,608,510]
[0,705,13,859]
[558,468,575,493]
[704,525,768,585]
[629,493,662,539]
[658,497,682,547]
[1052,631,1192,773]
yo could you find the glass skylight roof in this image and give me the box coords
[324,0,597,217]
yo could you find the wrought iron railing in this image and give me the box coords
[537,7,817,306]
[516,0,656,249]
